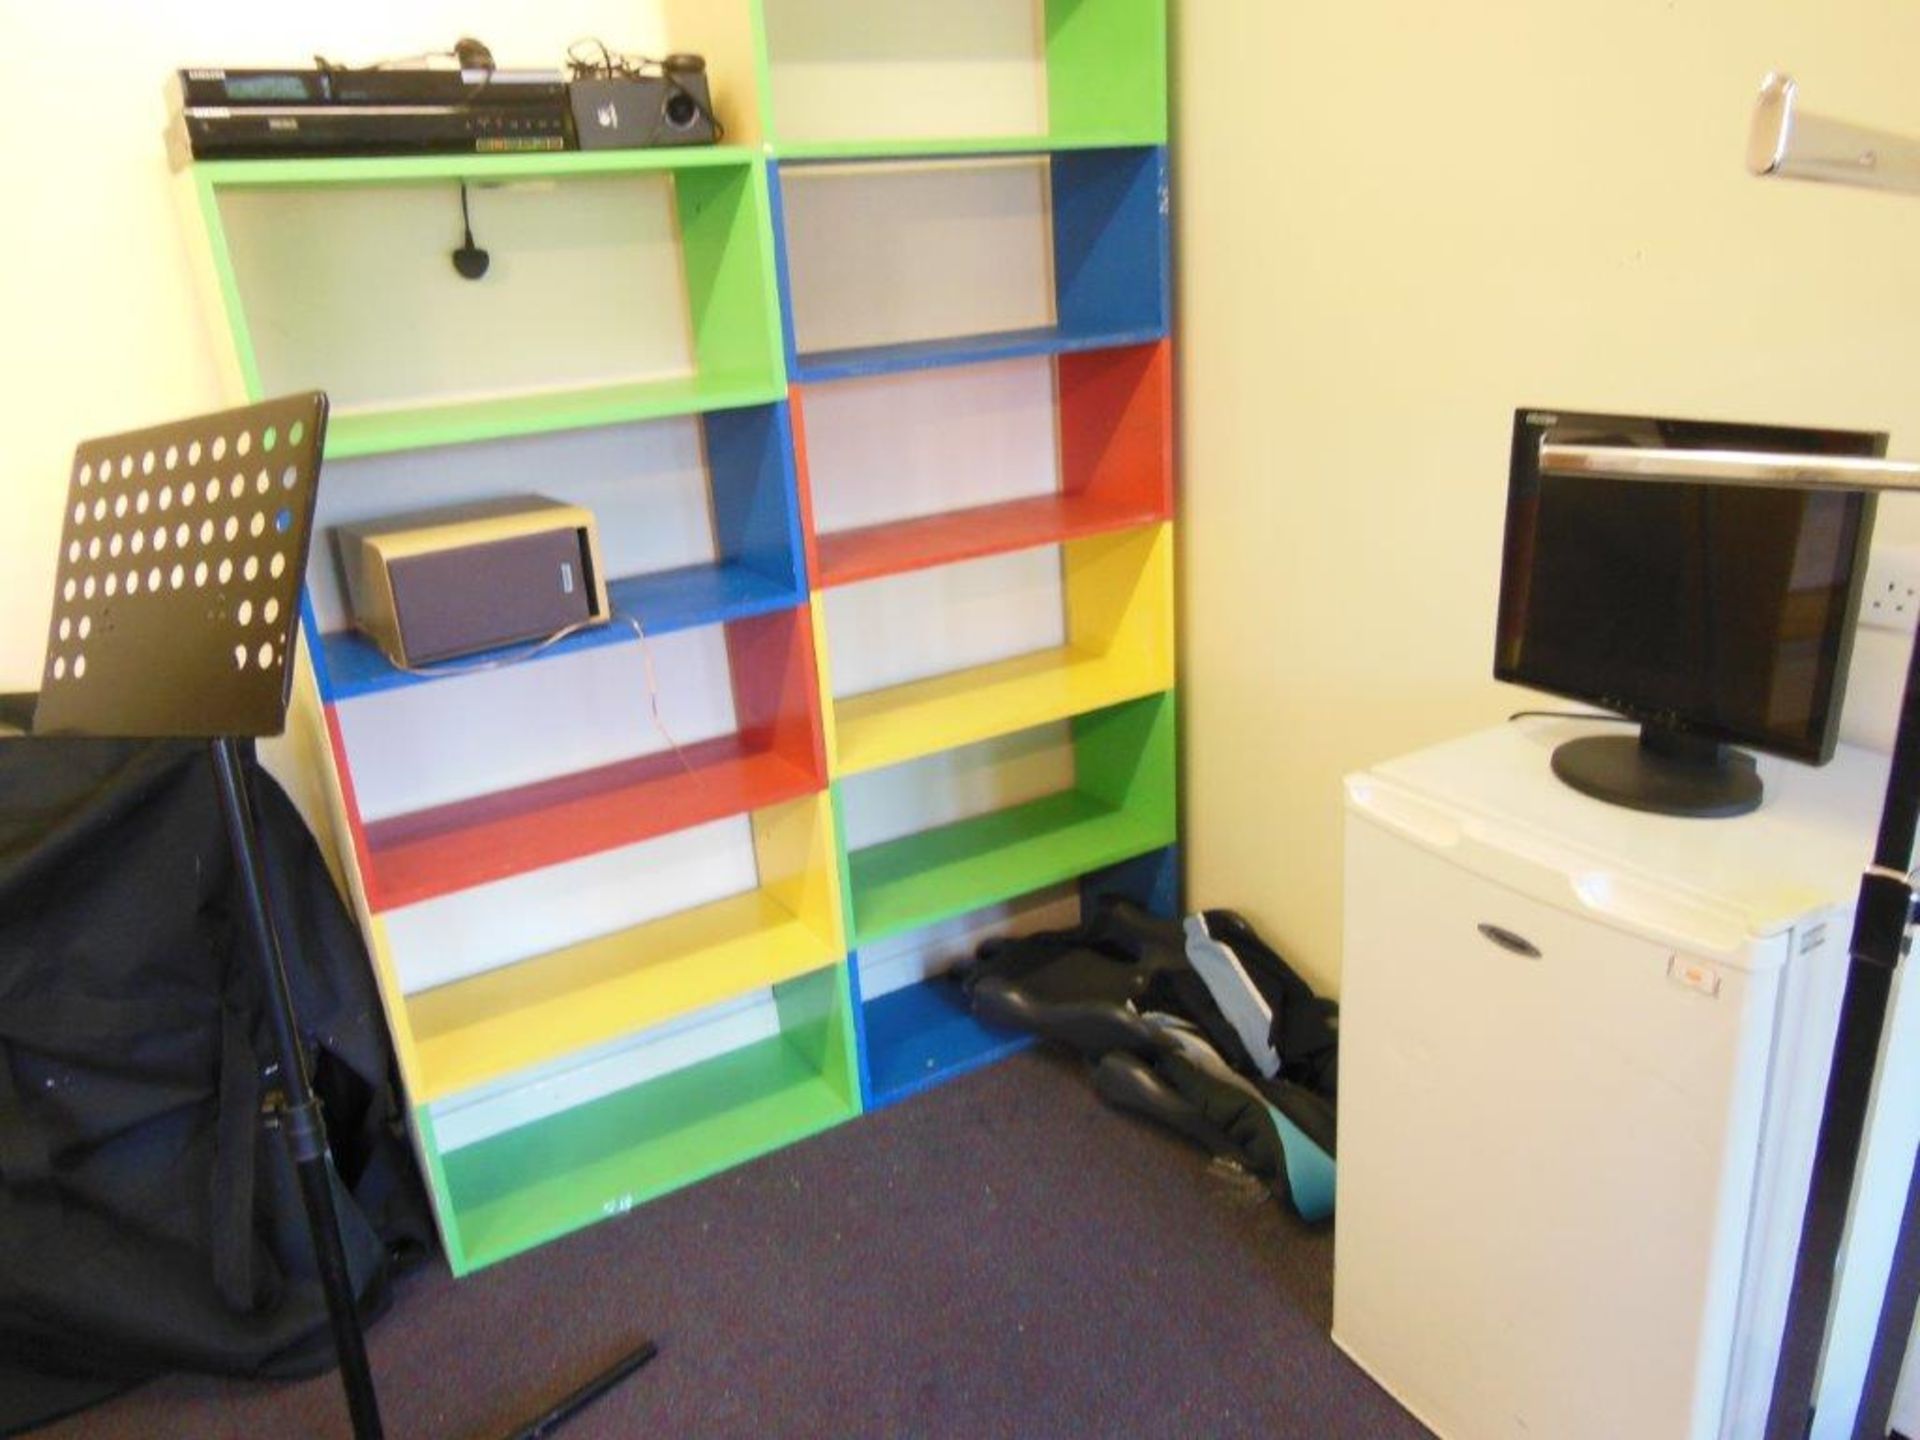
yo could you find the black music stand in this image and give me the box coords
[32,394,655,1440]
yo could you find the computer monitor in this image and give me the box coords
[1495,408,1881,817]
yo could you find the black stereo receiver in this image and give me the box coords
[178,66,566,109]
[176,104,570,161]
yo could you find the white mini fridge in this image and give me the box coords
[1332,719,1886,1440]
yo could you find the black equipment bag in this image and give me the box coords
[0,703,432,1434]
[962,897,1339,1219]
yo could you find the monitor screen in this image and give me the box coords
[1495,410,1881,764]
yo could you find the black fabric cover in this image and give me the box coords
[1198,909,1339,1101]
[971,899,1338,1103]
[962,896,1340,1202]
[0,707,432,1434]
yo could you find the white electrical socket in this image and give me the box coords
[1859,543,1920,636]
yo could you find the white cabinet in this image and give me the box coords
[1332,719,1887,1440]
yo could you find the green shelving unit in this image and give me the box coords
[177,0,1173,1270]
[184,129,854,1275]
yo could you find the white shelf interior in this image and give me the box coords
[429,985,787,1150]
[306,419,717,632]
[857,885,1082,999]
[334,626,740,821]
[761,0,1050,145]
[382,813,759,994]
[780,159,1053,354]
[839,721,1076,852]
[822,545,1067,698]
[216,175,696,409]
[805,358,1060,535]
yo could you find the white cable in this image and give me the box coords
[392,610,694,775]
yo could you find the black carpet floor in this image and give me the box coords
[33,1048,1430,1440]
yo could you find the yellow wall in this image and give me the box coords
[1175,2,1920,993]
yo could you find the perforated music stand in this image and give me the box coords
[32,394,654,1440]
[30,391,389,1435]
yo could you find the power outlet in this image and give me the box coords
[1859,543,1920,636]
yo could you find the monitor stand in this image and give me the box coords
[1550,724,1762,818]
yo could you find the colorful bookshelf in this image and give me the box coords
[183,140,867,1273]
[178,0,1171,1268]
[748,0,1176,1104]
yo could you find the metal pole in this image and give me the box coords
[1764,627,1920,1437]
[208,736,384,1440]
[1856,1144,1920,1437]
[505,1340,660,1440]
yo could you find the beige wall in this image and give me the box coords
[1175,2,1920,994]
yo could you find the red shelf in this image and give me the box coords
[327,604,828,911]
[795,339,1172,589]
[815,489,1164,586]
[362,738,820,910]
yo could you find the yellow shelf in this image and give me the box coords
[406,891,838,1102]
[835,643,1167,775]
[375,791,845,1102]
[823,522,1174,776]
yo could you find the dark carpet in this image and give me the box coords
[31,1048,1429,1440]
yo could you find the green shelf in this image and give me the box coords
[1043,0,1166,147]
[842,690,1177,947]
[193,145,765,189]
[774,133,1159,162]
[438,1038,851,1271]
[321,373,784,459]
[849,788,1169,945]
[427,964,859,1274]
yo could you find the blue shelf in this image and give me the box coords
[313,561,802,701]
[845,845,1182,1106]
[792,324,1166,384]
[612,561,802,637]
[859,975,1032,1108]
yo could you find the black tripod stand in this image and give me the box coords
[32,393,654,1439]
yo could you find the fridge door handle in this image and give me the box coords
[1476,922,1543,958]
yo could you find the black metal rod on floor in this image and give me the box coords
[209,737,385,1440]
[1765,626,1920,1438]
[505,1340,660,1440]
